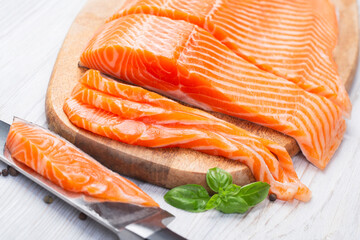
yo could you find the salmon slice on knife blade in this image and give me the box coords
[5,117,158,207]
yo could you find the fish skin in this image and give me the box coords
[79,14,346,170]
[107,0,351,114]
[64,69,311,201]
[5,118,159,207]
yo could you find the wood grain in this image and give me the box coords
[1,1,360,239]
[45,0,358,190]
[334,0,360,90]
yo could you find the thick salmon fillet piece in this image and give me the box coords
[63,70,311,201]
[80,14,346,170]
[108,0,351,114]
[5,117,158,207]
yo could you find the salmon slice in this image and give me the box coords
[79,14,346,169]
[73,69,311,201]
[64,83,310,201]
[5,117,158,207]
[108,0,351,114]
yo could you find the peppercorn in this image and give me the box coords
[43,195,54,204]
[79,212,87,220]
[269,193,277,202]
[8,167,18,177]
[2,169,9,177]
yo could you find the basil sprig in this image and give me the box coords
[164,167,270,214]
[163,184,210,212]
[206,167,232,192]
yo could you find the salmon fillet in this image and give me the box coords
[108,0,351,114]
[63,69,311,201]
[5,117,158,207]
[79,14,346,169]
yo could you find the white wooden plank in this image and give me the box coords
[0,1,359,239]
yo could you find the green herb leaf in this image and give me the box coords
[224,184,242,196]
[164,168,270,215]
[206,167,233,192]
[205,194,221,210]
[238,182,270,206]
[164,184,210,212]
[216,195,249,214]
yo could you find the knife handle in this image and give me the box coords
[146,228,186,240]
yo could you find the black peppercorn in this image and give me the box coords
[79,212,87,220]
[269,193,277,202]
[2,169,9,177]
[8,167,18,177]
[44,195,54,204]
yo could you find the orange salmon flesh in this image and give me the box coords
[64,69,311,201]
[80,14,346,170]
[108,0,351,114]
[5,117,159,207]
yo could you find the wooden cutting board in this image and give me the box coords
[45,0,359,190]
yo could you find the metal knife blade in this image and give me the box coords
[0,119,185,240]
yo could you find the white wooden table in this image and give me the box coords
[1,1,360,239]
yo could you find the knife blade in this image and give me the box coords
[0,119,185,240]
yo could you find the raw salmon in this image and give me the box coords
[108,0,351,114]
[79,14,346,169]
[5,117,158,207]
[64,70,311,201]
[74,70,312,201]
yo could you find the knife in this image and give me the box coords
[0,119,185,240]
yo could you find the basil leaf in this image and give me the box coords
[238,182,270,206]
[224,184,242,196]
[206,167,233,192]
[164,184,210,212]
[205,194,221,210]
[216,195,249,214]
